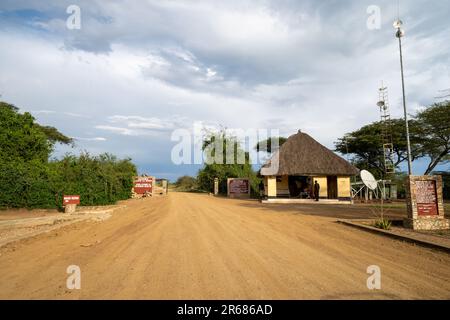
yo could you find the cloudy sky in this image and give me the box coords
[0,0,449,180]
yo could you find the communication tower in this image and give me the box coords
[377,84,395,175]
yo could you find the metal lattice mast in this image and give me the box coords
[377,84,395,175]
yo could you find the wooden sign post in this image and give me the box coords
[63,195,80,214]
[404,175,449,230]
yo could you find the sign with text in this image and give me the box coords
[134,177,153,194]
[63,195,80,205]
[228,178,250,198]
[415,180,438,216]
[405,175,448,230]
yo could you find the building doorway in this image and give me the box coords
[327,176,338,199]
[288,176,310,198]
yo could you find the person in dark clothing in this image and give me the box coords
[258,180,265,199]
[314,181,320,201]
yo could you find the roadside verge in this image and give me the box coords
[338,219,450,253]
[0,205,126,248]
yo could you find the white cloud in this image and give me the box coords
[95,125,137,136]
[106,115,188,131]
[1,0,449,177]
[28,110,56,115]
[74,137,107,141]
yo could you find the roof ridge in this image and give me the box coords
[261,132,359,176]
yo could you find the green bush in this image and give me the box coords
[0,153,136,209]
[0,159,54,208]
[174,175,198,191]
[0,101,137,209]
[47,153,136,207]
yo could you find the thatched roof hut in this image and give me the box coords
[261,131,359,176]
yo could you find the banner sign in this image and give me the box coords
[228,178,250,198]
[63,195,80,205]
[415,180,438,216]
[134,177,153,194]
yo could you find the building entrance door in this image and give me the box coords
[327,176,338,199]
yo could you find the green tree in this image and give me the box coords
[197,130,260,195]
[334,119,422,178]
[413,101,450,174]
[335,102,450,176]
[2,102,54,162]
[255,136,288,153]
[36,124,74,145]
[0,101,136,208]
[433,171,450,200]
[175,175,198,191]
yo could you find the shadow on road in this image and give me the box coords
[235,200,408,220]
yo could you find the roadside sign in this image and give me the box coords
[415,180,438,216]
[405,175,449,230]
[63,195,80,205]
[227,178,250,198]
[134,176,153,194]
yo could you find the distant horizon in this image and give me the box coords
[42,124,447,182]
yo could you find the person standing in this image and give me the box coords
[259,180,265,200]
[314,181,320,202]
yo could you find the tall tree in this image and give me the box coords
[335,119,422,178]
[413,101,450,174]
[197,130,259,195]
[335,101,450,176]
[0,101,73,162]
[255,136,288,153]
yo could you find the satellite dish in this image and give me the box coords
[360,170,378,191]
[393,20,403,29]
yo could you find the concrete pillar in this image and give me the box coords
[267,177,277,198]
[65,204,77,214]
[214,178,219,195]
[162,180,168,194]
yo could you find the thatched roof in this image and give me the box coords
[260,131,359,176]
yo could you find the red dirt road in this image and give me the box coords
[0,193,449,299]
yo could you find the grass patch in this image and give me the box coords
[374,218,392,230]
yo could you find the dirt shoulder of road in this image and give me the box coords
[0,208,59,221]
[0,193,449,300]
[0,203,128,249]
[338,219,450,252]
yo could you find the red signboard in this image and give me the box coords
[134,177,153,194]
[63,195,80,205]
[416,180,438,216]
[229,179,250,195]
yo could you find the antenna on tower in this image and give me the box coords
[377,83,395,175]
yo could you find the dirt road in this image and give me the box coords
[0,193,449,299]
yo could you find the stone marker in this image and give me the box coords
[214,178,219,196]
[65,204,77,214]
[404,175,449,230]
[63,195,80,214]
[162,179,168,194]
